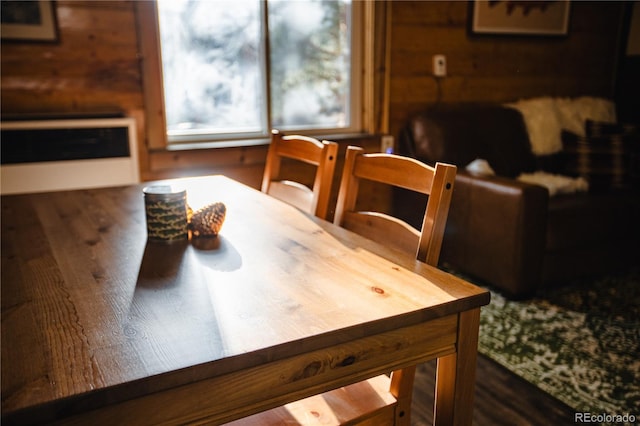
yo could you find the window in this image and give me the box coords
[156,0,362,145]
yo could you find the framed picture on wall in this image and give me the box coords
[1,0,58,42]
[471,0,571,36]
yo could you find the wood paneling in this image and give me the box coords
[1,1,141,113]
[0,1,629,186]
[388,1,626,140]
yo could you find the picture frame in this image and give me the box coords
[1,0,58,42]
[471,0,570,36]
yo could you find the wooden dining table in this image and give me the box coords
[1,175,490,425]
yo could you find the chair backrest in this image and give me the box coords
[261,129,338,220]
[334,145,457,265]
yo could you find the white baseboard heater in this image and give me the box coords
[1,117,139,195]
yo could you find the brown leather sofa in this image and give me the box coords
[395,103,639,298]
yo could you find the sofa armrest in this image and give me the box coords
[442,172,548,297]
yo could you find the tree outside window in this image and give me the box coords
[157,0,357,144]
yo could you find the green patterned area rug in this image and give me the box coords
[476,268,640,418]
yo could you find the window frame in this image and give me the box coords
[137,0,372,151]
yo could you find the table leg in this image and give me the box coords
[433,308,481,426]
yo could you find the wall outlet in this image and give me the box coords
[433,54,446,77]
[381,135,394,153]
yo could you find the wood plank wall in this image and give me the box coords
[1,1,628,186]
[0,1,149,175]
[1,2,141,114]
[387,1,627,140]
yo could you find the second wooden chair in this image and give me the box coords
[261,129,338,220]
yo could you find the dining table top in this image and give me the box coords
[1,175,490,424]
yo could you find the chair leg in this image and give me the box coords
[389,365,416,426]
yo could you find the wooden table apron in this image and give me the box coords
[1,175,489,425]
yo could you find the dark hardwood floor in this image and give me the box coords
[411,355,576,426]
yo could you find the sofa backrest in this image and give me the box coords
[399,103,537,178]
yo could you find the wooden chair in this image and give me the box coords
[230,146,457,426]
[334,146,457,266]
[262,129,338,220]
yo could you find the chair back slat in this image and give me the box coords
[275,136,326,164]
[352,153,435,193]
[341,211,421,255]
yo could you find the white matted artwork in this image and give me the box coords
[0,0,57,41]
[471,0,571,36]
